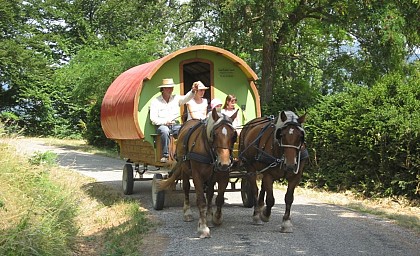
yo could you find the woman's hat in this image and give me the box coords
[194,81,209,90]
[158,78,178,88]
[211,98,223,109]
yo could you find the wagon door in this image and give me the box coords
[181,60,213,113]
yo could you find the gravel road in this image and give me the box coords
[4,138,419,256]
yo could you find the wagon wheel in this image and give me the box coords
[122,163,134,195]
[241,178,254,208]
[152,173,165,210]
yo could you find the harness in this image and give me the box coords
[181,120,214,164]
[239,115,307,175]
[180,117,236,171]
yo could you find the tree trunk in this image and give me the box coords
[260,1,275,105]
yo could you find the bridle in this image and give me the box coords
[207,114,237,170]
[277,122,305,149]
[276,121,305,174]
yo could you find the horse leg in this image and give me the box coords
[249,174,263,225]
[206,182,215,228]
[192,175,210,238]
[182,169,193,222]
[280,174,301,233]
[260,174,274,222]
[213,176,229,226]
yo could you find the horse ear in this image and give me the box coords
[280,111,287,122]
[230,109,239,121]
[298,112,306,124]
[211,107,219,121]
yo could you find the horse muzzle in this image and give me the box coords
[285,163,297,173]
[215,160,231,172]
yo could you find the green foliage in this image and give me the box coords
[305,66,420,199]
[84,101,116,148]
[1,0,172,139]
[29,151,58,166]
[0,113,21,136]
[54,39,161,147]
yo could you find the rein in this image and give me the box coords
[182,120,214,164]
[181,117,236,171]
[240,116,305,175]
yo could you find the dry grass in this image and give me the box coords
[0,141,152,255]
[275,184,419,233]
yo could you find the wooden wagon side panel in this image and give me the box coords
[118,139,156,163]
[117,137,176,166]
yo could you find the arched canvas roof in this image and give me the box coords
[101,45,259,140]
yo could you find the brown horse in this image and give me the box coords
[238,110,308,232]
[159,108,238,238]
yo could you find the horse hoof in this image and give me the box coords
[260,213,270,222]
[199,233,211,239]
[252,217,263,225]
[198,227,211,238]
[280,227,293,233]
[260,206,270,222]
[184,214,194,222]
[280,220,293,233]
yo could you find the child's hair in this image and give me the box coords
[222,94,237,109]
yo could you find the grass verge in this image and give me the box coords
[0,142,152,255]
[275,183,419,234]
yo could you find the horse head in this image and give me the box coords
[275,111,306,173]
[206,108,238,171]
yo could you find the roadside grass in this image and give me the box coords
[274,183,420,234]
[0,142,153,255]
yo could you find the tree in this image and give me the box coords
[54,38,162,143]
[1,0,182,137]
[187,0,419,110]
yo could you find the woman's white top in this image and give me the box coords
[186,98,208,121]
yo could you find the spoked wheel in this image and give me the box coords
[152,173,165,210]
[122,163,134,195]
[241,178,254,208]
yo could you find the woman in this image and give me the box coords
[186,81,209,121]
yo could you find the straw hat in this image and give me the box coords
[158,78,178,88]
[211,98,223,109]
[194,81,209,90]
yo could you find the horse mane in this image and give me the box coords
[275,111,299,129]
[206,110,226,141]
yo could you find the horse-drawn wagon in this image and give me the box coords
[101,45,261,210]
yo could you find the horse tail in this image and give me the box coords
[158,161,182,191]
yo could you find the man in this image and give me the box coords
[150,78,198,163]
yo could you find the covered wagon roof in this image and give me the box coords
[101,45,258,140]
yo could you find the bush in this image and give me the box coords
[305,70,420,199]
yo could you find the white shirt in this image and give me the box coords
[186,98,208,121]
[150,90,195,126]
[222,108,241,129]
